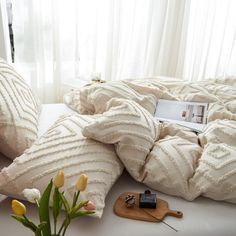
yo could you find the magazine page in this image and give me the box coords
[154,100,209,132]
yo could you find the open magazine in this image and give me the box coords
[154,99,209,133]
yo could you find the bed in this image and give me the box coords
[0,103,236,236]
[1,58,236,235]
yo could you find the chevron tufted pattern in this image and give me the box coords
[189,143,236,203]
[0,113,123,218]
[82,98,160,181]
[0,58,41,159]
[198,120,236,147]
[142,136,202,200]
[189,120,236,203]
[63,76,236,204]
[64,81,157,115]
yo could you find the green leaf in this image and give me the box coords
[38,221,47,230]
[11,215,37,233]
[70,200,88,216]
[53,187,60,221]
[70,210,95,219]
[39,179,53,236]
[35,222,47,236]
[72,191,80,208]
[59,192,70,213]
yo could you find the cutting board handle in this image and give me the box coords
[167,210,183,218]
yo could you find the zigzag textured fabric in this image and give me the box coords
[0,113,123,218]
[64,81,157,115]
[82,98,160,181]
[82,97,236,204]
[0,58,41,159]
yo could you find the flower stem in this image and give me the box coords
[62,222,69,236]
[61,216,70,236]
[72,191,80,208]
[58,219,66,235]
[54,219,57,235]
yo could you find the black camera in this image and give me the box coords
[139,190,157,209]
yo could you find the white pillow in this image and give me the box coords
[82,98,160,181]
[0,58,41,159]
[64,81,157,115]
[0,113,123,218]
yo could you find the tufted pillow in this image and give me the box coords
[0,58,41,159]
[64,81,157,115]
[82,98,160,181]
[142,136,202,200]
[0,113,123,218]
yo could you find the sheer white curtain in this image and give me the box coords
[182,0,236,81]
[12,0,236,103]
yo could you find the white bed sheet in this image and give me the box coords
[0,104,236,235]
[0,171,236,236]
[38,103,76,137]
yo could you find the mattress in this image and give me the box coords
[0,104,236,235]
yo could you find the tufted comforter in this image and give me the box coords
[64,76,236,204]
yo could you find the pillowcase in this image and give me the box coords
[82,98,160,181]
[0,113,123,218]
[64,81,157,115]
[0,58,41,159]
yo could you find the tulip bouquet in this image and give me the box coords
[11,171,95,236]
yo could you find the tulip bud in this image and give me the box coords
[84,201,96,211]
[12,200,26,216]
[22,188,41,203]
[53,170,65,188]
[76,174,88,191]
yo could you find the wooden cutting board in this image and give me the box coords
[114,192,183,222]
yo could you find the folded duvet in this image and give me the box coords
[65,76,236,204]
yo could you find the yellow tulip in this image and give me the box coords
[76,174,88,191]
[53,170,65,188]
[12,200,26,216]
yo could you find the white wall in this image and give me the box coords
[0,0,11,61]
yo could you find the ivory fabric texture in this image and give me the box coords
[190,119,236,203]
[82,98,160,180]
[73,77,236,204]
[0,58,41,159]
[64,81,157,115]
[0,113,123,218]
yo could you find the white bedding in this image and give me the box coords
[65,77,236,204]
[1,101,236,235]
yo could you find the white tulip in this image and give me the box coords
[22,188,41,203]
